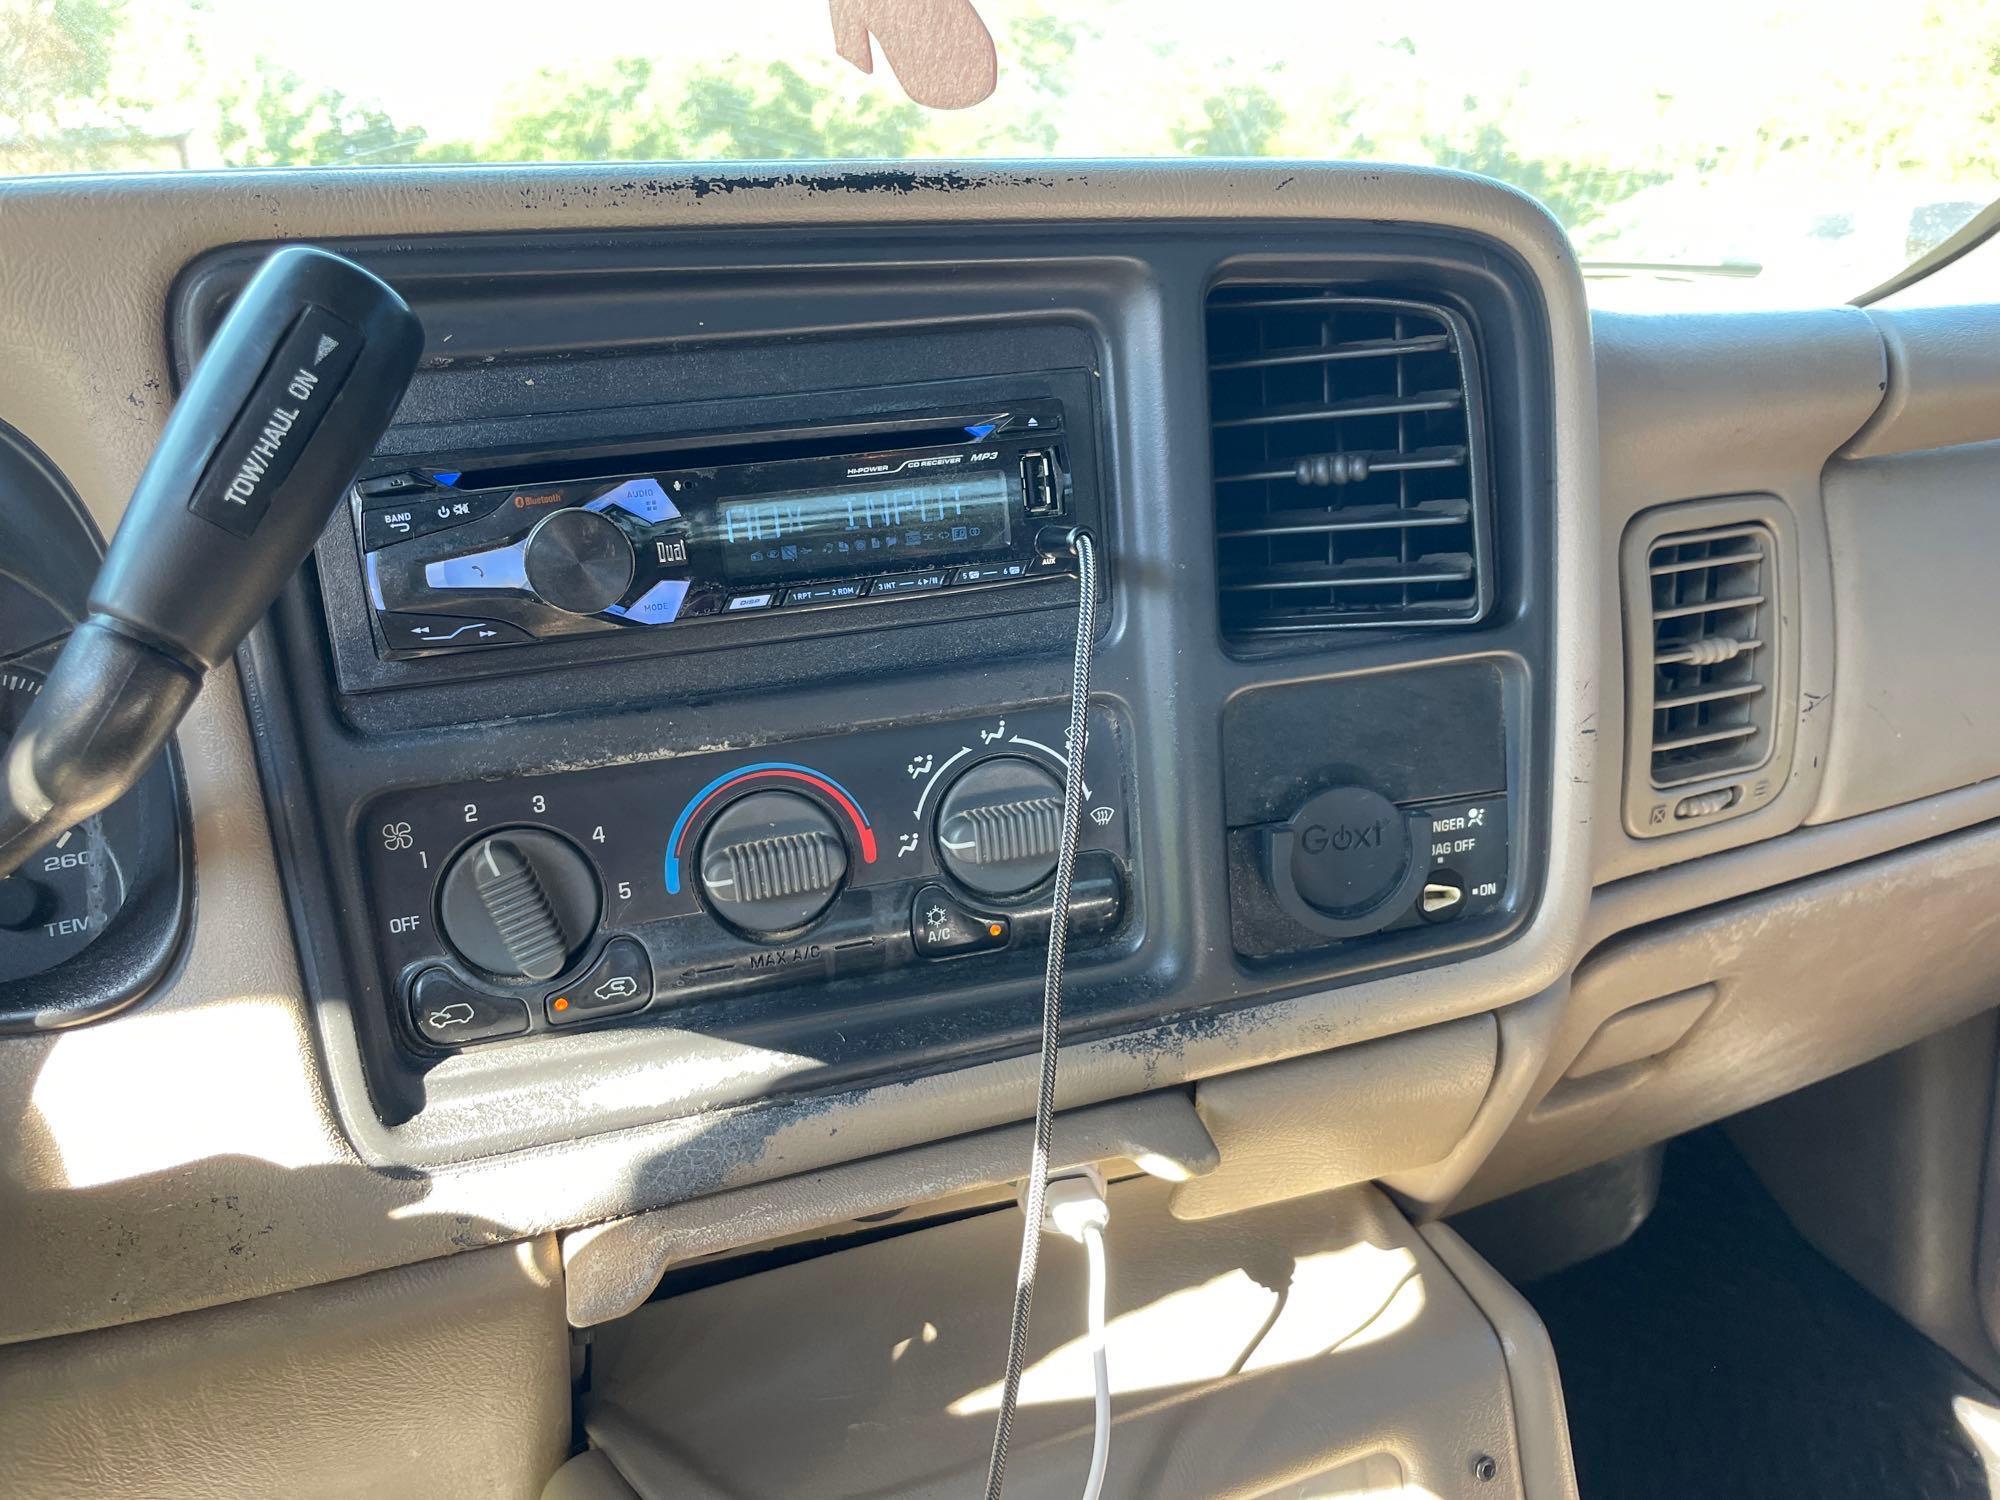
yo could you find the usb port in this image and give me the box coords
[1020,450,1059,515]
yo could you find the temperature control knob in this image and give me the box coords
[697,790,849,938]
[438,829,600,981]
[523,508,634,616]
[934,756,1065,898]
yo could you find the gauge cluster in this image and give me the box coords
[0,420,188,1028]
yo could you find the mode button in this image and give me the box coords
[407,969,531,1048]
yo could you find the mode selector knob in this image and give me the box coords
[935,756,1066,898]
[437,829,601,981]
[697,791,849,938]
[524,508,635,616]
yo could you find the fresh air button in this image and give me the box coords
[727,592,776,612]
[785,581,867,605]
[408,968,530,1047]
[188,305,364,538]
[379,613,533,651]
[954,562,1028,584]
[912,885,1011,959]
[547,936,653,1025]
[870,571,949,595]
[362,489,507,550]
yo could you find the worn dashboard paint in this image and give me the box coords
[0,162,1600,1342]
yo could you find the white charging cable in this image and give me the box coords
[1044,1169,1113,1500]
[1082,1221,1111,1500]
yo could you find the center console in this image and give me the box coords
[189,211,1559,1172]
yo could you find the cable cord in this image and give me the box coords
[1081,1221,1111,1500]
[981,527,1100,1500]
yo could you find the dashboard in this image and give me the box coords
[5,162,1996,1351]
[173,216,1563,1167]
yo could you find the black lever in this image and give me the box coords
[0,246,422,878]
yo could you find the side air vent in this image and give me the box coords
[1622,497,1798,837]
[1647,525,1774,784]
[1205,288,1491,640]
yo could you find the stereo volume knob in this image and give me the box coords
[697,791,849,938]
[935,756,1066,898]
[438,829,601,981]
[523,508,635,616]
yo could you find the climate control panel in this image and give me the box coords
[360,705,1130,1049]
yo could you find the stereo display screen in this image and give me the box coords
[703,470,1016,584]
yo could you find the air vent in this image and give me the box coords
[1622,496,1798,838]
[1205,288,1490,640]
[1646,525,1775,785]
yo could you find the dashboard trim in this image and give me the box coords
[0,162,1599,1341]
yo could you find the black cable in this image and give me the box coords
[982,527,1099,1500]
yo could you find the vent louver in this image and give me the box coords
[1205,289,1490,640]
[1622,496,1796,838]
[1646,524,1777,786]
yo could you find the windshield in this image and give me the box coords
[5,0,1996,308]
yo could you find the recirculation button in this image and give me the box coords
[546,936,653,1025]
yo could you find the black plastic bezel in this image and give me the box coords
[191,219,1556,1167]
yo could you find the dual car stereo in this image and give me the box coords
[329,374,1126,1050]
[355,400,1083,659]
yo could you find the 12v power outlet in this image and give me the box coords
[1286,785,1408,916]
[1261,784,1432,940]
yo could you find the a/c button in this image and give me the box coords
[912,885,1011,959]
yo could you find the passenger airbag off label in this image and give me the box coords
[188,305,363,537]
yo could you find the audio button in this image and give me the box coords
[871,571,948,595]
[785,582,867,605]
[379,613,533,651]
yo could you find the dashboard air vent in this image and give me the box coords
[1645,524,1776,785]
[1621,495,1798,839]
[1205,288,1490,640]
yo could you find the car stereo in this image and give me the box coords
[356,401,1082,659]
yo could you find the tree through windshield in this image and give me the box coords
[4,1,1996,306]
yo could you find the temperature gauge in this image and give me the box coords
[0,666,129,981]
